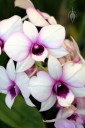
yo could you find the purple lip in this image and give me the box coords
[32,44,44,55]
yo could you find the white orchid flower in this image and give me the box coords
[0,59,33,108]
[28,55,85,111]
[0,15,23,54]
[4,21,68,72]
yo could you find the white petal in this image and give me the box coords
[0,66,10,90]
[48,47,68,58]
[16,56,35,72]
[41,12,57,25]
[48,16,57,25]
[40,94,56,111]
[15,72,30,98]
[62,62,85,87]
[4,32,31,61]
[15,0,34,9]
[57,90,74,107]
[41,12,50,19]
[6,59,16,81]
[38,24,65,48]
[48,55,62,80]
[23,21,38,42]
[54,119,75,128]
[26,8,49,27]
[76,109,85,115]
[71,36,80,53]
[70,86,85,97]
[5,93,15,108]
[29,71,54,102]
[0,48,1,54]
[0,15,22,41]
[25,98,35,107]
[32,47,48,61]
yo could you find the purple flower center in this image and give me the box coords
[53,81,69,98]
[8,81,20,100]
[0,39,4,50]
[32,44,44,55]
[67,114,78,121]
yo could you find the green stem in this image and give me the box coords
[36,62,48,72]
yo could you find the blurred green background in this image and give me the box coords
[0,0,85,128]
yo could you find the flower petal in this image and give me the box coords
[0,15,22,41]
[16,55,35,72]
[25,98,35,107]
[29,71,54,102]
[15,72,30,98]
[48,16,57,25]
[23,21,38,42]
[38,24,65,48]
[6,59,16,81]
[75,124,84,128]
[48,47,68,58]
[26,7,49,27]
[4,32,31,61]
[5,92,15,108]
[0,66,10,90]
[41,12,57,25]
[56,108,74,120]
[62,62,85,87]
[70,86,85,97]
[32,47,48,61]
[48,55,62,80]
[15,0,34,9]
[76,109,85,115]
[40,94,56,111]
[54,119,75,128]
[57,89,74,107]
[0,48,1,54]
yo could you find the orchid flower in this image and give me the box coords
[0,59,34,108]
[0,15,22,54]
[4,21,68,72]
[28,55,85,111]
[54,107,85,128]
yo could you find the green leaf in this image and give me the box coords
[0,94,46,128]
[0,120,12,128]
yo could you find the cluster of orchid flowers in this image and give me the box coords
[0,0,85,127]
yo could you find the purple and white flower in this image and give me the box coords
[54,107,85,128]
[4,21,68,72]
[0,15,22,54]
[28,55,85,111]
[0,59,33,108]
